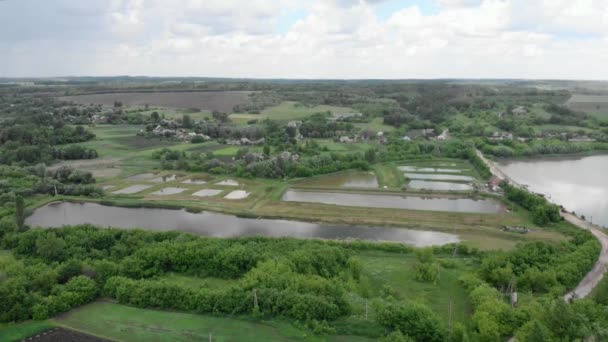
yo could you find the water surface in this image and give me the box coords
[404,173,475,182]
[498,155,608,227]
[151,187,187,196]
[126,173,156,181]
[296,172,379,188]
[112,184,152,194]
[283,190,503,213]
[25,202,459,247]
[407,180,473,191]
[399,166,464,173]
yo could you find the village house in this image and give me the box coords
[227,137,266,146]
[339,136,355,143]
[488,175,502,192]
[489,131,513,141]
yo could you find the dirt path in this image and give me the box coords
[476,149,608,301]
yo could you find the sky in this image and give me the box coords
[0,0,607,79]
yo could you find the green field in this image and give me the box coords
[53,302,372,342]
[357,251,471,324]
[567,93,608,119]
[0,321,56,342]
[230,101,357,123]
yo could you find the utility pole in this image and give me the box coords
[209,332,212,342]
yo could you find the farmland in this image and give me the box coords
[567,93,608,119]
[60,91,254,113]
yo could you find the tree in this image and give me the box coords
[151,111,160,122]
[35,233,66,262]
[413,248,439,283]
[365,148,377,163]
[182,114,193,128]
[376,302,447,342]
[15,195,25,231]
[516,320,553,342]
[212,111,229,123]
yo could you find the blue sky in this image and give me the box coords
[0,0,606,79]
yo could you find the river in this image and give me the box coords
[497,154,608,227]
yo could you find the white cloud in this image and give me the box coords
[0,0,606,79]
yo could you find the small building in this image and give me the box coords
[339,136,355,144]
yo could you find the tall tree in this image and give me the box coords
[15,195,25,231]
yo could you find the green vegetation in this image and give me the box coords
[0,321,55,342]
[54,301,372,342]
[2,79,608,341]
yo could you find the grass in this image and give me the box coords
[353,117,395,132]
[53,301,373,342]
[357,251,472,324]
[373,163,404,188]
[0,321,55,342]
[230,101,357,124]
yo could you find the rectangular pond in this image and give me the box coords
[282,190,503,214]
[407,180,474,191]
[125,173,157,181]
[295,171,379,189]
[112,184,152,194]
[150,187,188,196]
[25,202,460,247]
[403,173,475,182]
[398,166,465,173]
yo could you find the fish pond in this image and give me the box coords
[25,202,460,247]
[282,190,503,214]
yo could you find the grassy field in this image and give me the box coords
[0,321,56,342]
[353,117,395,132]
[60,91,253,113]
[53,301,372,342]
[357,251,472,324]
[230,101,357,124]
[567,93,608,119]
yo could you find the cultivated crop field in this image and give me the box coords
[567,93,608,119]
[60,91,255,113]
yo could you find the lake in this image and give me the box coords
[498,154,608,227]
[282,190,503,213]
[25,202,459,247]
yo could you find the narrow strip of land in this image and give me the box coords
[476,149,608,300]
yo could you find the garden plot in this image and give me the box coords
[192,189,223,197]
[151,187,188,196]
[112,184,152,194]
[224,190,250,200]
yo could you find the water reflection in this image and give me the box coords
[25,202,459,247]
[282,190,503,213]
[498,155,608,226]
[295,172,379,188]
